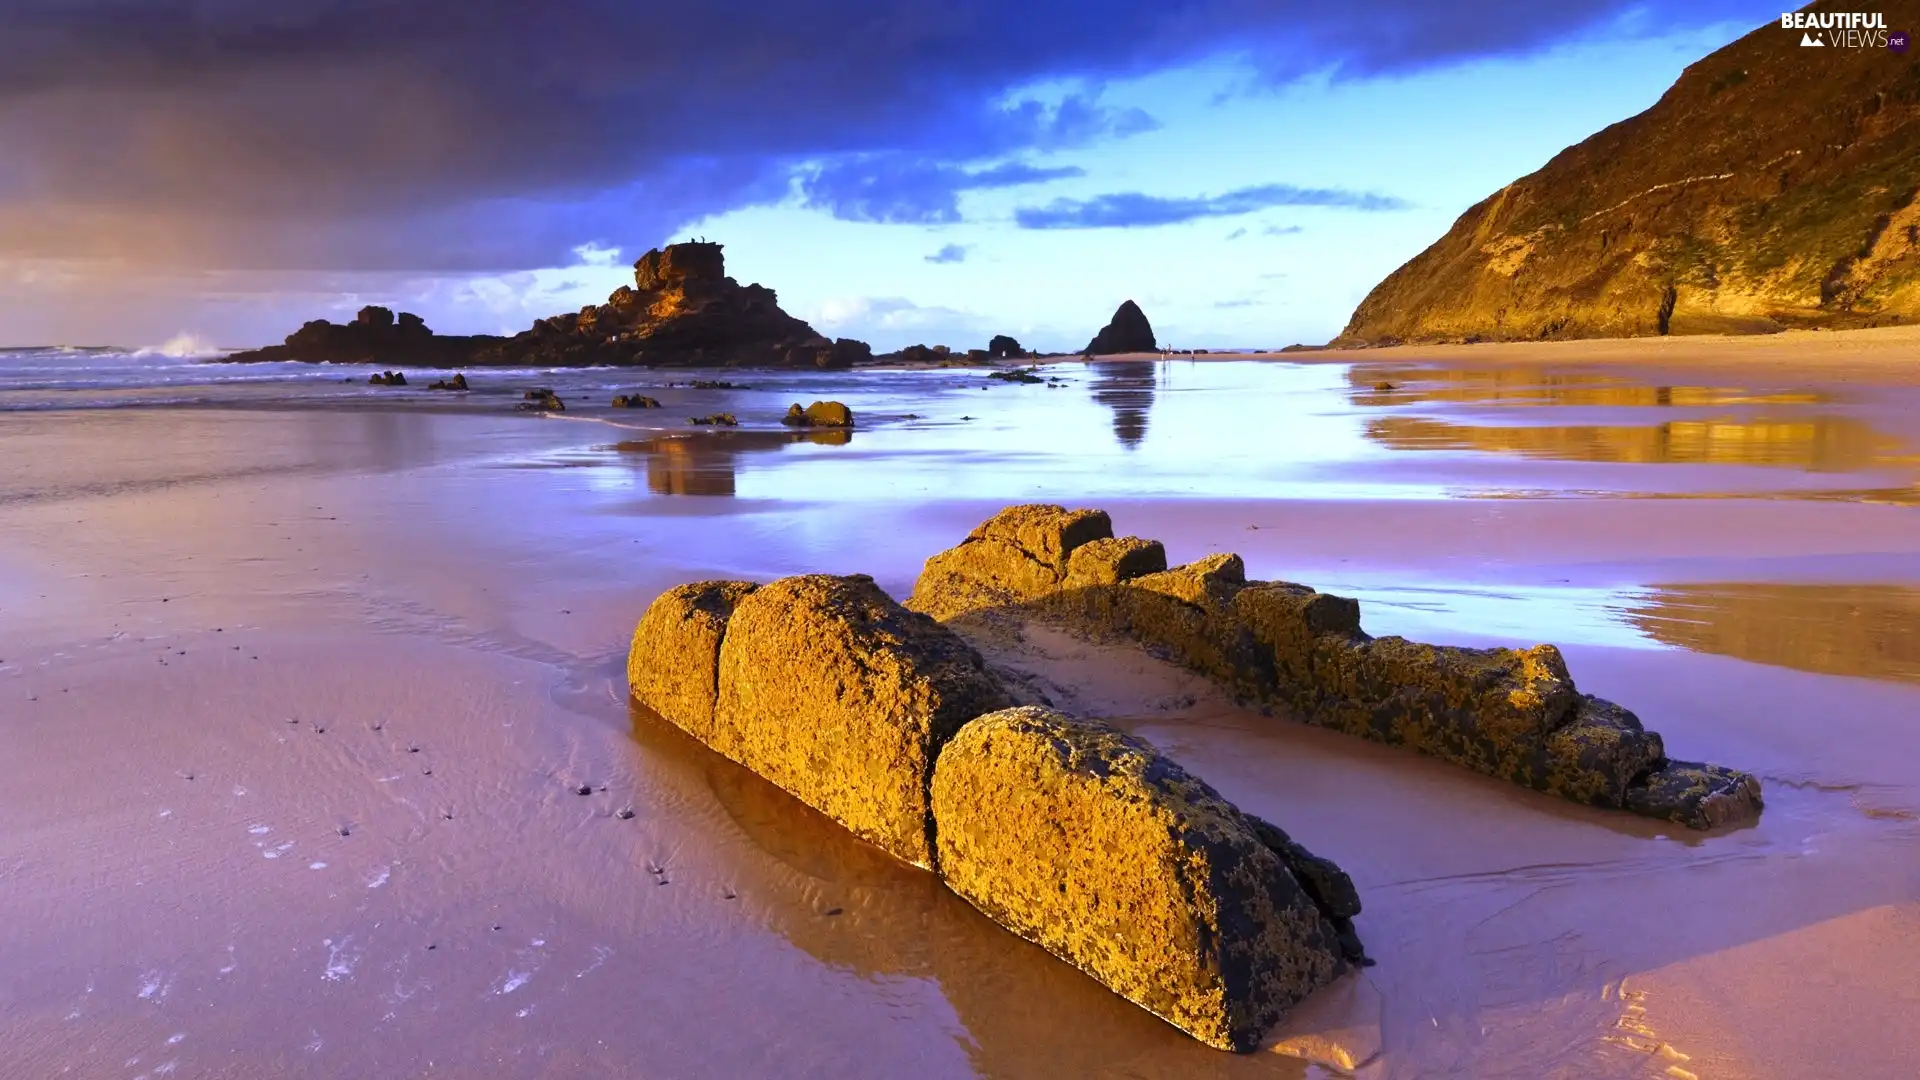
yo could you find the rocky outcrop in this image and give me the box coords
[611,393,660,408]
[368,370,407,386]
[482,242,849,368]
[626,566,1362,1050]
[779,401,855,428]
[706,574,1013,866]
[688,413,737,426]
[1083,300,1157,355]
[515,388,565,412]
[932,705,1352,1052]
[907,505,1763,830]
[427,373,468,390]
[223,243,876,369]
[1335,5,1920,344]
[222,306,504,366]
[988,334,1027,359]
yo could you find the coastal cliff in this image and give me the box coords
[1335,1,1920,345]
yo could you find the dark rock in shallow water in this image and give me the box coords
[427,373,468,390]
[689,413,738,426]
[1624,760,1764,829]
[779,401,855,428]
[369,370,408,386]
[515,389,565,412]
[1083,300,1158,355]
[612,394,661,408]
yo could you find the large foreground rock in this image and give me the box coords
[909,504,1763,830]
[713,574,1013,866]
[932,706,1351,1051]
[628,580,760,741]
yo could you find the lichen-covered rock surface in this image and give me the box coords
[909,504,1763,829]
[713,574,1013,866]
[931,706,1350,1051]
[628,580,759,741]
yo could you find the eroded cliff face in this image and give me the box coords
[1336,1,1920,345]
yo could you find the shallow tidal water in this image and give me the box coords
[1,351,1917,1078]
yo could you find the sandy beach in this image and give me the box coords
[4,334,1919,1079]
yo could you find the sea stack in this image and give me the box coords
[1083,300,1158,355]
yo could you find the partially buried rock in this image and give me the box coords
[931,706,1352,1052]
[779,401,855,428]
[629,580,760,742]
[711,574,1013,866]
[689,413,737,426]
[612,394,661,408]
[427,373,469,390]
[515,388,565,412]
[1625,759,1764,830]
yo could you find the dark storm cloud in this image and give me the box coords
[803,157,1086,224]
[0,0,1773,273]
[1015,183,1409,229]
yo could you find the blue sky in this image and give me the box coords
[0,1,1782,350]
[427,16,1775,353]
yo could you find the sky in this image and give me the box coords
[0,0,1786,352]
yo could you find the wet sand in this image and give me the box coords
[2,348,1918,1079]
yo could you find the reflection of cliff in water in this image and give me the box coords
[1347,366,1829,410]
[1366,415,1896,471]
[1089,360,1158,450]
[615,429,852,496]
[1622,583,1920,684]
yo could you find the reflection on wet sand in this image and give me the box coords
[615,429,853,496]
[1348,366,1827,409]
[626,703,1306,1079]
[1366,414,1898,470]
[1090,361,1158,449]
[1623,583,1920,685]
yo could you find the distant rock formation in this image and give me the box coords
[988,334,1026,359]
[484,241,855,368]
[1335,11,1920,345]
[224,306,501,366]
[224,243,874,369]
[1082,300,1157,355]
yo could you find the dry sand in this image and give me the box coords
[3,342,1918,1079]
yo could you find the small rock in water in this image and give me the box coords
[575,784,593,796]
[616,807,635,820]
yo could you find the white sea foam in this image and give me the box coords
[134,333,224,360]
